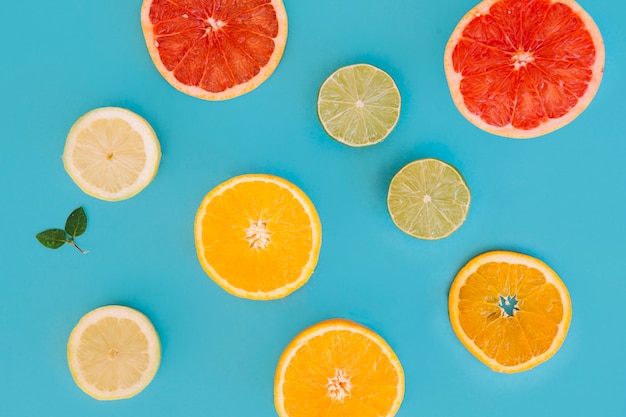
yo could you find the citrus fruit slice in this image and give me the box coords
[387,158,471,240]
[449,251,572,373]
[67,305,161,400]
[141,0,288,100]
[62,107,161,202]
[444,0,604,138]
[274,319,404,417]
[317,64,401,147]
[194,174,321,300]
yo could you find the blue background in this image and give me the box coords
[1,0,624,415]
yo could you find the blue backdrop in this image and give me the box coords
[1,0,624,415]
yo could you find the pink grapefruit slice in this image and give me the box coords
[444,0,604,138]
[141,0,288,101]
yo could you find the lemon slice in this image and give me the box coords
[67,305,161,400]
[387,158,471,240]
[63,107,161,201]
[317,64,401,147]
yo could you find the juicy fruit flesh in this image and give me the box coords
[77,317,150,391]
[72,118,147,193]
[277,321,404,417]
[388,159,470,239]
[318,64,401,146]
[458,261,564,366]
[452,0,597,130]
[68,306,161,400]
[196,177,320,297]
[148,0,279,93]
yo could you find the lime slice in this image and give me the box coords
[63,107,161,201]
[387,158,471,240]
[67,305,161,400]
[317,64,401,147]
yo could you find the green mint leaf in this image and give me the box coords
[65,206,87,238]
[36,229,68,249]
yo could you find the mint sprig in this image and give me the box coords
[36,207,88,253]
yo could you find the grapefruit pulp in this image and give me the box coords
[141,0,288,100]
[444,0,604,138]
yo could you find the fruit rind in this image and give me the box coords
[274,318,405,417]
[62,107,161,202]
[443,0,605,138]
[448,251,572,373]
[67,305,161,400]
[194,174,322,300]
[140,0,288,101]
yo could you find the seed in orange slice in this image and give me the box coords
[141,0,288,100]
[194,174,321,300]
[448,251,572,373]
[67,305,161,400]
[444,0,604,138]
[274,319,404,417]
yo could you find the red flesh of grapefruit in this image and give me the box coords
[444,0,604,138]
[141,0,288,101]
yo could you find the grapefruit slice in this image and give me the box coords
[141,0,288,100]
[444,0,604,138]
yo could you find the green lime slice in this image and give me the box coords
[317,64,401,147]
[387,158,471,240]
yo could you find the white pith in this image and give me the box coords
[326,368,352,401]
[245,218,272,250]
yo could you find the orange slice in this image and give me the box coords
[274,319,404,417]
[449,251,572,373]
[194,174,321,300]
[141,0,288,100]
[444,0,604,138]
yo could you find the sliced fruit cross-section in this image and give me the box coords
[67,305,161,400]
[317,64,401,147]
[62,107,161,202]
[141,0,288,100]
[387,158,471,240]
[448,251,572,373]
[274,319,405,417]
[444,0,604,138]
[194,174,321,300]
